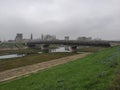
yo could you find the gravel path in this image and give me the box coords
[0,53,91,82]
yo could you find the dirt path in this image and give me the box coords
[0,53,91,82]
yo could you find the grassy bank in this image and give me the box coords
[0,52,75,72]
[0,46,104,55]
[0,43,26,50]
[0,46,120,90]
[77,46,105,52]
[0,49,39,55]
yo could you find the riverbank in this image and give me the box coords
[0,46,120,90]
[0,49,39,55]
[0,53,90,82]
[0,52,75,72]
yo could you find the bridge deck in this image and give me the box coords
[27,40,111,47]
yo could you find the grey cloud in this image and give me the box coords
[0,0,120,40]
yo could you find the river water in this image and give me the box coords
[0,54,25,59]
[0,47,70,59]
[50,47,70,53]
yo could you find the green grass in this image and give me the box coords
[0,48,39,55]
[0,52,75,72]
[0,43,26,49]
[0,46,120,90]
[77,46,105,52]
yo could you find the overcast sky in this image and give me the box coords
[0,0,120,40]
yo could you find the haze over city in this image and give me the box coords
[0,0,120,40]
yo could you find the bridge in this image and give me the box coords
[27,40,110,52]
[27,40,110,47]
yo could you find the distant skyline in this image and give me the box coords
[0,0,120,41]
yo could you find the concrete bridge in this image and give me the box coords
[27,40,110,47]
[27,40,110,52]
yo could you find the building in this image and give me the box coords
[77,37,92,41]
[65,36,69,41]
[30,34,33,40]
[15,33,23,42]
[42,34,56,41]
[41,34,44,40]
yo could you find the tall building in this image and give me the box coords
[41,34,44,40]
[65,36,69,41]
[15,33,23,42]
[30,34,33,40]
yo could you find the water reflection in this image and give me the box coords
[50,47,71,53]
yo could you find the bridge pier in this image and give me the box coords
[41,44,50,53]
[70,46,78,53]
[65,45,70,51]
